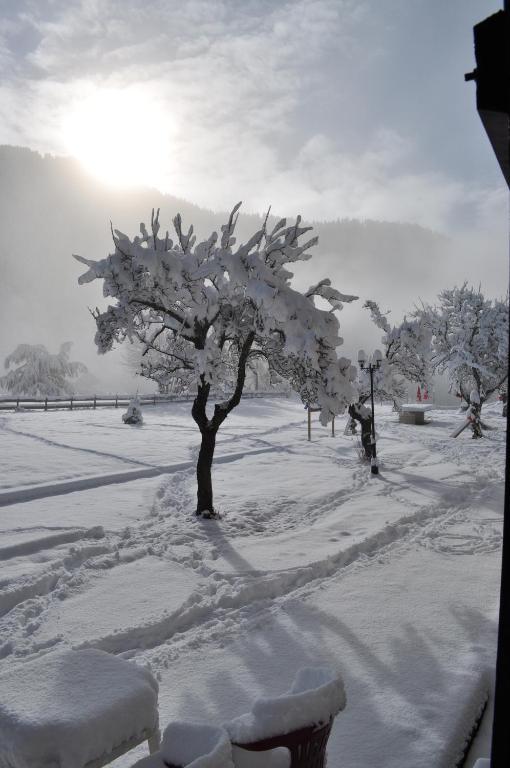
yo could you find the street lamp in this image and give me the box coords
[358,349,383,474]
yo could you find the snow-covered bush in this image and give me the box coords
[420,284,508,410]
[75,204,358,516]
[122,396,143,425]
[0,342,87,397]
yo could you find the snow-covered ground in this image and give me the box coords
[0,396,504,767]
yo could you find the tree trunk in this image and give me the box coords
[470,401,483,438]
[196,428,217,516]
[348,402,372,459]
[469,390,483,439]
[191,331,256,518]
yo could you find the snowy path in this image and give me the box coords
[0,398,504,767]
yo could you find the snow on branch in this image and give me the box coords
[75,203,359,422]
[364,300,391,334]
[307,279,358,312]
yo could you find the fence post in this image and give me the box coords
[154,395,156,406]
[93,395,96,410]
[45,398,48,412]
[115,395,118,408]
[70,397,73,411]
[307,406,311,442]
[16,399,19,409]
[331,416,335,437]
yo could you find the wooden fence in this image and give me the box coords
[0,391,289,412]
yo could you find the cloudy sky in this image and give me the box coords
[0,0,507,234]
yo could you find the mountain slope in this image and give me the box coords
[0,145,452,388]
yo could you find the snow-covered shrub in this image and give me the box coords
[122,396,143,425]
[75,204,358,516]
[0,342,87,397]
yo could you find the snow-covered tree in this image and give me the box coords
[363,300,432,406]
[75,204,358,516]
[245,353,272,392]
[420,284,508,409]
[0,343,87,397]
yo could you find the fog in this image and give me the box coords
[0,146,507,394]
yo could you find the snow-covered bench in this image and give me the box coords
[399,403,434,425]
[0,648,160,768]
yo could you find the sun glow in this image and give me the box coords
[63,86,176,189]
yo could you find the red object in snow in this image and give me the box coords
[416,385,422,402]
[423,386,429,401]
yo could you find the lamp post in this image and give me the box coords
[358,349,383,475]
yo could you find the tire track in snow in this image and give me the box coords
[0,421,159,469]
[0,525,105,562]
[0,446,288,507]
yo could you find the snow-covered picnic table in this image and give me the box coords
[399,403,435,425]
[0,649,160,768]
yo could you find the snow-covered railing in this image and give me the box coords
[0,391,290,411]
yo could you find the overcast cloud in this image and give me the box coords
[0,0,507,235]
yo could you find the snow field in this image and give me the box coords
[0,397,505,767]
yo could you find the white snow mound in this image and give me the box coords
[158,721,234,767]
